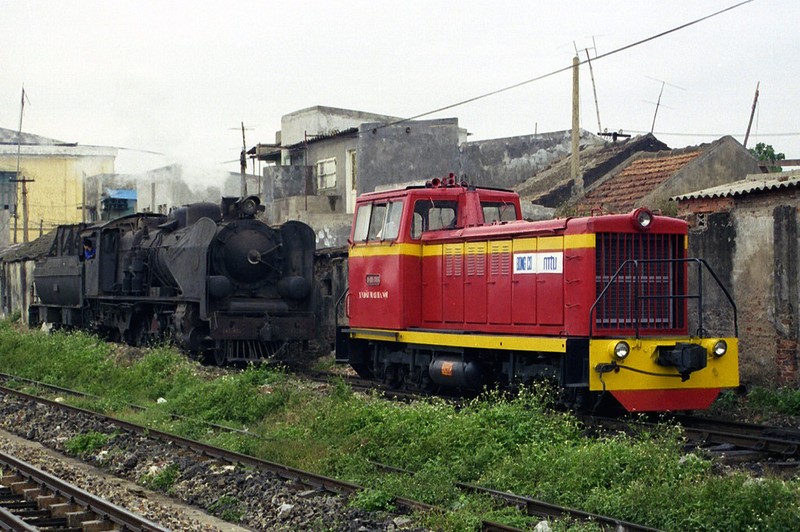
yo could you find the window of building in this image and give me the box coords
[0,171,16,213]
[317,157,337,190]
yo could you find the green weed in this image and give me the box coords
[64,431,113,455]
[350,488,395,512]
[140,463,180,492]
[208,495,245,522]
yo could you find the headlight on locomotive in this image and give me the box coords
[238,196,261,217]
[712,339,728,357]
[631,208,653,231]
[610,341,630,360]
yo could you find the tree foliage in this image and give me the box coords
[749,142,785,172]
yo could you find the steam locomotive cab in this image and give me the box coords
[338,177,739,412]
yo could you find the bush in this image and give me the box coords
[748,387,800,416]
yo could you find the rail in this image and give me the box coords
[369,460,660,531]
[0,451,169,531]
[589,258,738,339]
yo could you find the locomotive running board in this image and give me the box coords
[346,328,567,353]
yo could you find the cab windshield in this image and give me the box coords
[353,200,404,242]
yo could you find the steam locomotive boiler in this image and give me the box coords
[336,176,739,412]
[29,196,316,365]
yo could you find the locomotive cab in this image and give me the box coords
[346,177,521,332]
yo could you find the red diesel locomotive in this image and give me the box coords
[336,176,739,412]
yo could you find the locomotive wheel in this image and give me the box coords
[350,363,374,379]
[213,349,227,367]
[127,315,150,348]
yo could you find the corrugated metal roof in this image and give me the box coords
[673,170,800,200]
[0,126,73,146]
[105,188,137,200]
[0,231,56,262]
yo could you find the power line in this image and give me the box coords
[377,0,755,130]
[629,130,800,138]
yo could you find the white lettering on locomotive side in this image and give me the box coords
[358,291,389,299]
[512,252,563,274]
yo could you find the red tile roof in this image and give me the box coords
[574,150,702,214]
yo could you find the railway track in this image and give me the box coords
[671,413,800,467]
[370,461,660,532]
[5,369,795,530]
[0,375,672,531]
[0,383,529,531]
[315,372,800,457]
[318,371,800,461]
[586,414,800,463]
[0,450,167,532]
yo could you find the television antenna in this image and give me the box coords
[646,77,686,133]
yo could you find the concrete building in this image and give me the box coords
[254,107,469,248]
[675,170,800,387]
[253,105,602,248]
[83,173,137,222]
[0,228,59,320]
[100,189,137,220]
[0,127,117,247]
[463,129,606,192]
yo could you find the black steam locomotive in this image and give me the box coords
[28,196,316,365]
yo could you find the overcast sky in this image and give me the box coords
[2,0,797,182]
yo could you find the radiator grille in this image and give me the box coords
[595,232,686,332]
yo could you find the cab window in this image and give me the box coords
[411,199,458,239]
[353,200,404,242]
[353,204,372,242]
[482,201,518,223]
[367,204,387,240]
[382,201,402,240]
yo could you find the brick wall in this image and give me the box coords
[679,188,800,387]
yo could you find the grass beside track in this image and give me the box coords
[0,322,798,531]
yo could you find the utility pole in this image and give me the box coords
[571,55,582,194]
[240,121,248,197]
[14,87,33,243]
[743,81,760,149]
